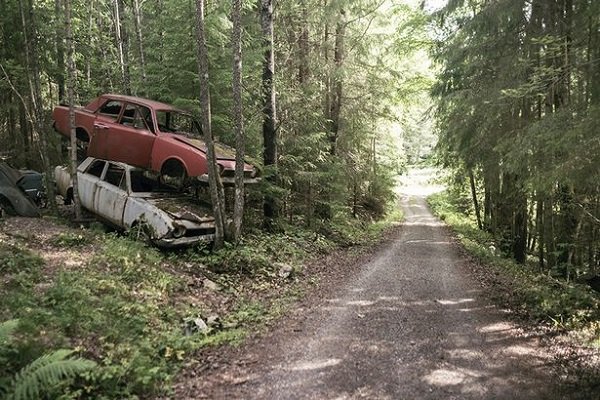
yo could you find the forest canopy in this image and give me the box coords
[432,0,600,277]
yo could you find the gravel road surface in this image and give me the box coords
[180,169,568,399]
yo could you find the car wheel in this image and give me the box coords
[0,196,16,216]
[75,129,90,161]
[160,159,188,191]
[64,188,73,205]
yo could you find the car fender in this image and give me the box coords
[0,186,40,217]
[123,196,172,239]
[150,138,208,177]
[54,166,72,198]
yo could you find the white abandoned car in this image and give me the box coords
[55,157,215,248]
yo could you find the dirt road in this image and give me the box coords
[179,169,570,399]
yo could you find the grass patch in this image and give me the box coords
[428,190,600,344]
[0,210,399,398]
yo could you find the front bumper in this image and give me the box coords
[196,174,260,185]
[154,233,215,248]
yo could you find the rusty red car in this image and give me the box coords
[52,94,258,185]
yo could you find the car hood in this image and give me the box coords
[172,135,237,161]
[145,195,214,223]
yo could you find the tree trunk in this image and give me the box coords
[536,193,545,272]
[329,9,345,156]
[513,185,528,264]
[64,0,82,220]
[194,0,226,248]
[260,0,278,229]
[113,0,131,95]
[544,195,556,270]
[468,168,483,230]
[231,0,245,242]
[298,0,309,84]
[132,0,147,88]
[19,0,57,210]
[55,0,66,103]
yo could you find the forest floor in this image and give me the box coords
[170,169,600,400]
[0,170,600,399]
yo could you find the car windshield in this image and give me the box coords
[155,110,202,136]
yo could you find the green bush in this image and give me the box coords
[428,190,600,338]
[0,320,96,400]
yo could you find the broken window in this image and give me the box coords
[120,103,153,132]
[104,164,125,188]
[98,100,123,120]
[121,104,136,126]
[155,110,201,135]
[86,160,106,177]
[130,170,157,192]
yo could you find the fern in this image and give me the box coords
[0,319,19,344]
[6,349,96,400]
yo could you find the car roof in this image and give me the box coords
[82,157,140,172]
[103,94,185,113]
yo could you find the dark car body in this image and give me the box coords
[52,94,258,185]
[0,163,42,217]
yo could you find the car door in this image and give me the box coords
[103,103,156,169]
[88,99,124,159]
[78,159,106,210]
[93,162,128,227]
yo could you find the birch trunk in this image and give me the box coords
[194,0,226,248]
[64,0,82,220]
[132,0,147,87]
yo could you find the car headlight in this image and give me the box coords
[172,223,186,238]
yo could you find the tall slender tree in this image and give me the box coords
[261,0,278,229]
[194,0,226,248]
[231,0,245,242]
[64,0,81,220]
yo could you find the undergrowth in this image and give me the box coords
[0,211,398,398]
[428,190,600,345]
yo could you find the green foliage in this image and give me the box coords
[429,190,600,341]
[432,0,600,271]
[0,243,44,275]
[6,349,96,400]
[0,319,19,343]
[50,232,90,248]
[0,320,95,400]
[0,202,398,398]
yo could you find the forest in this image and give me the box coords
[0,0,599,398]
[0,0,430,236]
[433,0,600,280]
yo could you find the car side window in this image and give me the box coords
[136,106,154,132]
[120,104,136,126]
[86,160,106,177]
[104,164,125,188]
[98,100,123,120]
[130,170,156,192]
[120,104,154,133]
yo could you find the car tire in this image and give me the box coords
[75,129,90,161]
[64,188,73,205]
[160,159,188,191]
[0,196,16,216]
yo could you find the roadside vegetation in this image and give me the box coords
[0,211,399,399]
[428,188,600,347]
